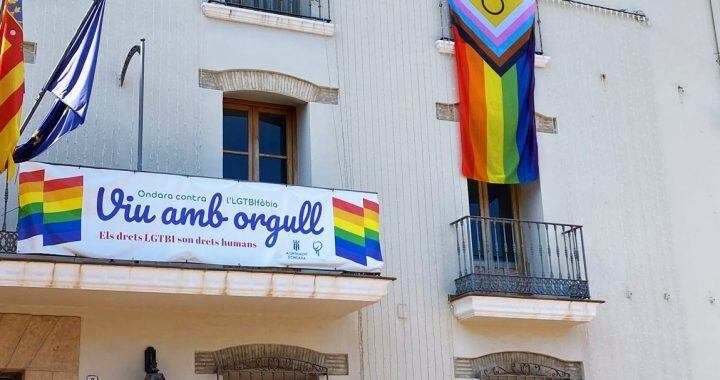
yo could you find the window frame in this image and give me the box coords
[469,180,520,219]
[223,98,297,184]
[467,180,524,274]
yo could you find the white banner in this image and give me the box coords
[16,162,383,273]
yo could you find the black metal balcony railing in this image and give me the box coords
[451,216,590,299]
[0,183,16,254]
[210,0,332,23]
[439,0,545,55]
[0,230,16,254]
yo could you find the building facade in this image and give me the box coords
[1,0,719,379]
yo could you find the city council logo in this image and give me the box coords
[286,239,309,261]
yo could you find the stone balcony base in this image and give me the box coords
[0,256,393,317]
[202,2,335,36]
[451,294,602,324]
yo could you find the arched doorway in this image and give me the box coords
[455,352,584,380]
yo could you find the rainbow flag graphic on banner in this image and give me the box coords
[18,169,83,246]
[333,197,383,266]
[449,0,539,184]
[17,170,45,240]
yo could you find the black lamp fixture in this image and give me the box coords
[144,347,167,380]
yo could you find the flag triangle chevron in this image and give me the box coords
[449,0,537,75]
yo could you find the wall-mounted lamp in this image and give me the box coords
[145,347,166,380]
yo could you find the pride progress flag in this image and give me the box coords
[450,0,539,184]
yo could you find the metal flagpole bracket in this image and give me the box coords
[119,45,141,87]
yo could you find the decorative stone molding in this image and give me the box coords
[451,295,600,323]
[435,103,557,133]
[436,102,460,122]
[535,112,558,134]
[435,40,551,68]
[195,344,348,375]
[202,2,335,37]
[199,68,339,105]
[0,314,80,380]
[455,352,584,379]
[23,41,36,64]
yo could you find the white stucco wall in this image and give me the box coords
[7,0,720,379]
[0,302,362,380]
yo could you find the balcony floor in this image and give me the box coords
[0,254,394,317]
[450,293,603,324]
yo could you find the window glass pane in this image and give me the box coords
[467,179,481,217]
[231,0,309,16]
[282,0,310,16]
[487,184,515,219]
[259,157,287,184]
[486,184,517,267]
[259,113,287,155]
[467,180,483,262]
[223,153,249,181]
[223,109,249,152]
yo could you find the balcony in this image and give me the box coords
[449,216,600,324]
[209,0,331,22]
[203,0,334,36]
[0,163,392,317]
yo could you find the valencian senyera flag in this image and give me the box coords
[450,0,539,184]
[14,0,106,163]
[0,0,25,178]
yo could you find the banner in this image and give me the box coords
[16,162,383,273]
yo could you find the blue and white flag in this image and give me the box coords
[14,0,106,163]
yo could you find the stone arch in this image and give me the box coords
[455,352,584,379]
[195,344,348,376]
[199,69,339,104]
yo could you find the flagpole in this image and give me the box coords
[18,1,97,136]
[137,38,145,172]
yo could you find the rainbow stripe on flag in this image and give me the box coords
[333,197,383,266]
[450,0,539,184]
[363,199,381,261]
[18,169,83,246]
[18,170,45,240]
